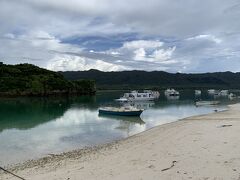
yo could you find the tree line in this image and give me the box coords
[61,69,240,90]
[0,63,96,96]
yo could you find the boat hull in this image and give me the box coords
[99,109,143,116]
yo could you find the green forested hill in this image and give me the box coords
[0,63,96,96]
[61,69,240,90]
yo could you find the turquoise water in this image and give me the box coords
[0,90,236,166]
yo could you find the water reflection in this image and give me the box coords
[0,107,132,165]
[0,96,96,131]
[0,91,237,166]
[120,101,155,109]
[166,95,180,101]
[0,98,68,131]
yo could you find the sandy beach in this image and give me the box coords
[1,103,240,180]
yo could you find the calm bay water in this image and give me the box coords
[0,90,237,166]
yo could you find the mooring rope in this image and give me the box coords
[0,166,26,180]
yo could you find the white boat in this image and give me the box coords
[195,100,220,106]
[143,90,160,98]
[219,90,229,96]
[116,90,160,102]
[195,90,201,96]
[207,89,219,95]
[228,93,237,100]
[164,88,180,97]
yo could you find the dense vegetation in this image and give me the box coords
[61,69,240,90]
[0,63,96,96]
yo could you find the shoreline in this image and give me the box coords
[1,103,240,179]
[4,104,226,170]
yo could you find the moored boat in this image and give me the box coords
[99,106,144,116]
[207,89,215,94]
[228,93,237,100]
[195,90,201,96]
[207,89,219,95]
[164,88,180,97]
[116,90,160,102]
[219,90,229,96]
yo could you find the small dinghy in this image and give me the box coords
[195,100,220,106]
[99,106,143,116]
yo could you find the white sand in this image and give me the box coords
[1,104,240,180]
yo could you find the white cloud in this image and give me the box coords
[3,33,15,39]
[133,48,146,61]
[0,30,84,67]
[123,40,163,49]
[151,46,176,61]
[47,55,127,71]
[21,30,82,52]
[1,0,240,39]
[187,34,222,44]
[109,40,176,63]
[1,1,240,72]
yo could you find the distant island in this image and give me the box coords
[0,63,96,97]
[61,69,240,90]
[2,62,240,96]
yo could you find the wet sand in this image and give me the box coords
[1,104,240,180]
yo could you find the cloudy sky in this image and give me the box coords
[1,0,240,72]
